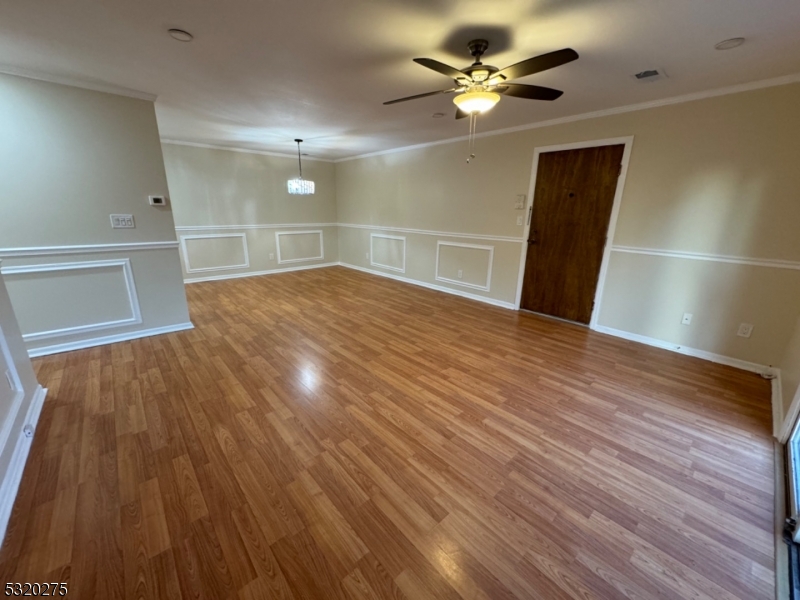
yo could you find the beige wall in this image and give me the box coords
[0,266,44,539]
[0,74,191,355]
[162,143,339,280]
[336,83,800,367]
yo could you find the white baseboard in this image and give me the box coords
[27,322,195,358]
[592,325,773,375]
[775,440,790,600]
[0,384,47,543]
[184,261,339,284]
[338,262,515,310]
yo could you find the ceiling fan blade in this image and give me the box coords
[413,58,470,82]
[497,83,564,101]
[383,88,458,105]
[493,48,579,82]
[455,108,469,119]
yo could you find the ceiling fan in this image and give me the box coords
[384,39,579,119]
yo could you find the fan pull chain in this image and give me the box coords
[466,112,477,163]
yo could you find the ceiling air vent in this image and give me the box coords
[633,69,668,82]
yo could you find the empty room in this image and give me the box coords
[1,0,799,598]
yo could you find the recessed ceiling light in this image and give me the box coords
[432,112,446,118]
[715,37,745,50]
[168,28,194,42]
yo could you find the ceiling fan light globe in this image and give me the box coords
[453,91,501,114]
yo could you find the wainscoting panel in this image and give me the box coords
[435,241,494,291]
[1,259,142,341]
[276,230,324,264]
[370,234,406,273]
[180,233,250,273]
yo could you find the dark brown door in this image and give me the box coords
[520,144,625,323]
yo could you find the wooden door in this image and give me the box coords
[520,144,625,323]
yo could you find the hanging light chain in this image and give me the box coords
[466,113,478,163]
[295,139,304,179]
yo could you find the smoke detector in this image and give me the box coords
[632,68,668,83]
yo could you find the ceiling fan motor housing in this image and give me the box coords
[468,39,490,59]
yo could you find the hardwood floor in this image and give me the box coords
[1,266,774,599]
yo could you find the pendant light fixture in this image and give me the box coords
[287,139,315,195]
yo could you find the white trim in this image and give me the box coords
[2,259,143,342]
[773,373,785,439]
[342,223,522,243]
[334,73,800,163]
[775,441,790,600]
[275,230,325,264]
[435,241,494,292]
[611,246,800,271]
[0,325,25,486]
[161,140,334,163]
[179,233,250,273]
[778,377,800,444]
[0,241,179,258]
[0,65,157,102]
[593,325,773,374]
[370,234,406,273]
[514,137,634,330]
[175,223,337,231]
[26,322,194,358]
[339,262,515,310]
[184,262,339,284]
[0,385,47,544]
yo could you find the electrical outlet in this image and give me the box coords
[737,323,754,338]
[516,216,524,226]
[269,253,275,261]
[681,313,693,325]
[457,269,463,279]
[110,214,135,228]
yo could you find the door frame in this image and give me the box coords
[514,136,635,329]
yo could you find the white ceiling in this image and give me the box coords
[1,0,799,160]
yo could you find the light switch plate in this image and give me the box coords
[457,269,463,279]
[110,214,135,229]
[516,216,524,226]
[515,194,526,210]
[269,253,275,261]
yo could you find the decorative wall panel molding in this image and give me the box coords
[275,230,324,264]
[180,233,250,273]
[370,234,406,273]
[435,241,494,292]
[1,259,142,341]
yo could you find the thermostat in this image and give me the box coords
[149,195,167,206]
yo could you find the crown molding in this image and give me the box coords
[334,72,800,163]
[160,139,335,163]
[0,65,157,102]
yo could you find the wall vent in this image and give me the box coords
[633,69,668,82]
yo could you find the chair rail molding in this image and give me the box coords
[0,241,179,258]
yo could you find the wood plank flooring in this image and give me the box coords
[1,266,774,599]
